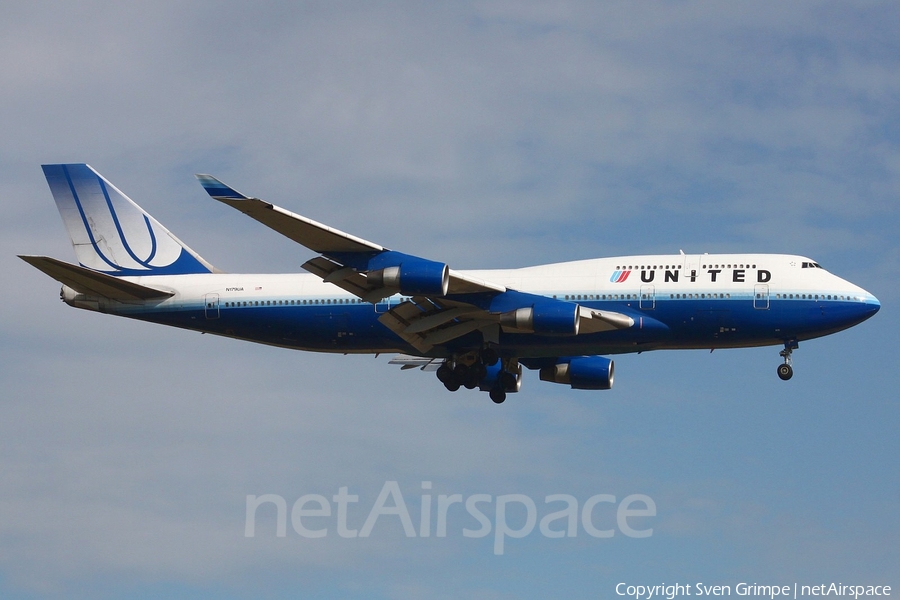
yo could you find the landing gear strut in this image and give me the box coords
[489,370,517,404]
[777,340,798,381]
[481,347,499,367]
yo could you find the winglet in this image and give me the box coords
[195,174,250,200]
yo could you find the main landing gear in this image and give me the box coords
[488,371,518,404]
[435,348,514,404]
[436,360,486,392]
[777,340,798,381]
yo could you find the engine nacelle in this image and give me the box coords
[368,258,449,296]
[539,356,614,390]
[500,303,580,336]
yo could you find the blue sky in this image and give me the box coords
[1,2,898,598]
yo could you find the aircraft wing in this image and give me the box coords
[196,175,383,254]
[197,174,633,352]
[196,174,505,297]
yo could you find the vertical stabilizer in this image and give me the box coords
[42,164,216,276]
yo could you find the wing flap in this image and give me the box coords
[388,355,443,371]
[301,256,372,298]
[419,318,496,346]
[578,306,635,333]
[377,297,500,351]
[448,269,506,294]
[403,306,481,334]
[19,255,174,301]
[377,301,433,352]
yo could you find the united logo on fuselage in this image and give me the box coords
[610,270,631,283]
[610,267,773,285]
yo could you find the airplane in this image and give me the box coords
[20,164,880,403]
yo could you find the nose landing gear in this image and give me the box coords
[777,340,798,380]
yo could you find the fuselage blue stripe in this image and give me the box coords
[102,290,879,359]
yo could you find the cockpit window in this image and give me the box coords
[801,262,824,269]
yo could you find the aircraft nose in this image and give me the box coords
[824,285,880,332]
[853,288,881,322]
[865,294,881,316]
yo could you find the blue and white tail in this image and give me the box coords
[42,164,216,276]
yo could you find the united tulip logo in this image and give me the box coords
[610,270,631,283]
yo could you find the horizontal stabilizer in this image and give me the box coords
[19,255,174,301]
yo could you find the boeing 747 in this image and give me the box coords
[20,164,880,403]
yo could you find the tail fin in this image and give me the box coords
[41,164,217,276]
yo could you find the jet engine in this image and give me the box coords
[539,356,614,390]
[367,258,449,296]
[500,303,580,335]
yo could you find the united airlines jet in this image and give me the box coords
[20,164,880,403]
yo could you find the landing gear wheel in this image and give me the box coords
[777,364,793,381]
[436,363,453,384]
[489,388,507,404]
[481,348,499,367]
[444,380,461,392]
[453,364,469,379]
[777,339,797,381]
